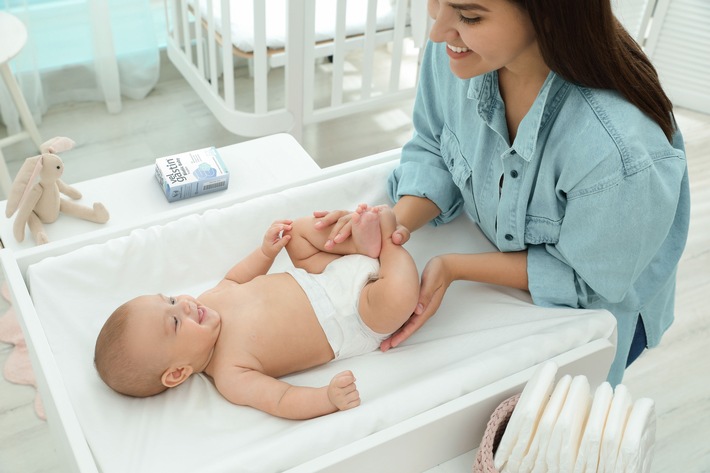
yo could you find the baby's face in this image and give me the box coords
[125,294,222,376]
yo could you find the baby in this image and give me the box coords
[94,205,419,419]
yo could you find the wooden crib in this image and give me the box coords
[164,0,429,141]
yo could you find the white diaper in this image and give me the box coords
[287,254,390,360]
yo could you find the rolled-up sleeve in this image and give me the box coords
[387,42,464,226]
[527,244,580,307]
[388,141,463,226]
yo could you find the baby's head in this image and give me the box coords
[94,294,221,397]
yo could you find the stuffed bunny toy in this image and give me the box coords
[5,137,109,245]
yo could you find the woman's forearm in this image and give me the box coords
[440,251,529,291]
[392,195,441,233]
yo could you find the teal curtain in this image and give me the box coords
[0,0,160,133]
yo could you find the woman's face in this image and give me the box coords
[427,0,539,79]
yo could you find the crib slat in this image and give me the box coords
[389,0,408,92]
[193,0,205,77]
[253,1,268,114]
[205,0,218,94]
[286,0,306,141]
[180,0,193,64]
[330,0,348,107]
[220,0,235,110]
[359,0,379,100]
[301,0,317,124]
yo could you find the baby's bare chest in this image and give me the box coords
[208,274,334,376]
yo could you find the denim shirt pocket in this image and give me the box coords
[441,126,480,222]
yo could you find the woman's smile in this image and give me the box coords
[446,43,473,59]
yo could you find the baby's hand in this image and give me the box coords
[261,220,293,259]
[327,370,360,411]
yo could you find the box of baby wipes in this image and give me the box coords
[155,147,229,202]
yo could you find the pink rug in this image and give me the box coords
[0,282,45,420]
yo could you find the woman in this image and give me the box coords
[317,0,690,385]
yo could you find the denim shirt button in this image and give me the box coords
[510,149,517,155]
[510,170,519,178]
[505,233,514,241]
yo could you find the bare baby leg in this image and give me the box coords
[357,207,419,335]
[285,205,383,274]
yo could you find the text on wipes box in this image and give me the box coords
[155,147,229,202]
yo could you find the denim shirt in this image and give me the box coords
[388,41,690,385]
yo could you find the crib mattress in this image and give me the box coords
[196,0,403,52]
[25,160,616,472]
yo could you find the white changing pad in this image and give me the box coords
[196,0,403,52]
[27,160,616,473]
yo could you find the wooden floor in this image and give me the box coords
[0,53,708,472]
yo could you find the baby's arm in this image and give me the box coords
[224,220,292,283]
[216,368,360,419]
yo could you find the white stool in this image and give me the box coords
[0,11,43,197]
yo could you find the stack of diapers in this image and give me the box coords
[487,362,656,473]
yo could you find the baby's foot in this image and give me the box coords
[351,207,382,258]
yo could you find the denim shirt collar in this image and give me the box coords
[467,70,569,162]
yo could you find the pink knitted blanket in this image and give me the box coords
[0,282,45,420]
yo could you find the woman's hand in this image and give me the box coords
[380,255,453,351]
[314,204,384,249]
[315,204,412,248]
[391,223,411,245]
[313,208,357,250]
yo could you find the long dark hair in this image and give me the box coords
[512,0,675,141]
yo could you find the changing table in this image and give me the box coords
[0,135,617,473]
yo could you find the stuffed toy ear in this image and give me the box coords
[5,155,43,218]
[40,136,75,155]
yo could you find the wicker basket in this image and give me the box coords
[473,393,521,473]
